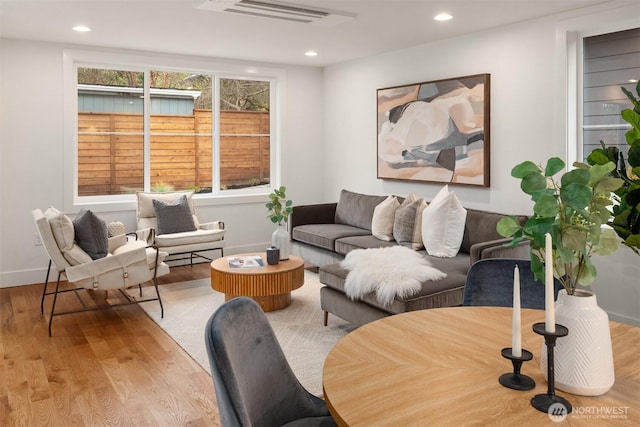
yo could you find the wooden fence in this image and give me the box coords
[77,110,270,196]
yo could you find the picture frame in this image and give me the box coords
[377,73,490,187]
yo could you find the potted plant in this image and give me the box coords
[497,157,623,293]
[266,186,293,260]
[585,82,640,255]
[496,157,624,396]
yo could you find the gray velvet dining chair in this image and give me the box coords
[204,297,337,427]
[463,258,562,309]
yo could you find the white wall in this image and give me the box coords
[321,3,640,325]
[1,3,638,325]
[0,39,325,287]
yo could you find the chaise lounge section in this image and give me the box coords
[290,189,529,326]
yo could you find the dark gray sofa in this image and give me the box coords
[290,189,529,326]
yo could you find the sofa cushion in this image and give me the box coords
[73,208,109,260]
[155,228,226,247]
[371,196,400,241]
[335,235,397,255]
[340,246,447,307]
[393,195,427,250]
[334,189,387,231]
[292,224,371,251]
[320,257,467,314]
[421,185,467,258]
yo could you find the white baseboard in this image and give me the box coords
[1,267,52,288]
[1,243,270,288]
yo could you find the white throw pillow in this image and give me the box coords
[421,185,467,257]
[371,196,400,241]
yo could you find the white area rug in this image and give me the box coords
[134,270,353,396]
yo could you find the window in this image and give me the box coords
[74,61,274,201]
[581,28,640,162]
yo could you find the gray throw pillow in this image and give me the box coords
[73,208,109,260]
[393,195,427,250]
[153,194,197,235]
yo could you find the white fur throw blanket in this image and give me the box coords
[340,246,447,307]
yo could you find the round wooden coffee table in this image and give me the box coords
[210,253,304,312]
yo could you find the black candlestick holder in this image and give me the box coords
[499,348,535,390]
[531,323,572,414]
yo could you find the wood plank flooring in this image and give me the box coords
[0,263,221,426]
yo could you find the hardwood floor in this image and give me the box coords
[0,263,221,426]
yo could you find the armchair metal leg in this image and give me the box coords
[323,311,328,327]
[48,273,63,337]
[152,245,164,318]
[153,277,164,319]
[40,260,52,315]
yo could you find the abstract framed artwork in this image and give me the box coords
[377,73,490,187]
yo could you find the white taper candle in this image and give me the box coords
[545,233,556,333]
[512,264,522,357]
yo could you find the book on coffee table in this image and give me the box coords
[227,255,264,269]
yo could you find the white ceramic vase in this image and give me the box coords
[271,224,290,260]
[541,289,614,396]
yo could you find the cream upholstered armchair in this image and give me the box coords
[33,207,170,336]
[135,191,226,265]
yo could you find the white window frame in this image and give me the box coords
[555,6,640,167]
[63,49,285,213]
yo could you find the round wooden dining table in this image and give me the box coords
[322,306,639,426]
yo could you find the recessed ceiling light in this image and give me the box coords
[629,79,638,83]
[72,25,92,32]
[434,13,453,22]
[305,51,318,57]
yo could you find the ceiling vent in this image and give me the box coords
[196,0,354,26]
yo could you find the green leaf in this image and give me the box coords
[593,229,620,256]
[587,149,611,166]
[512,161,540,179]
[523,217,555,248]
[595,177,623,194]
[621,108,640,130]
[577,257,596,286]
[625,234,640,253]
[521,172,547,195]
[625,126,640,145]
[533,194,559,218]
[556,245,574,265]
[562,228,587,252]
[560,182,592,210]
[622,85,640,111]
[530,254,545,283]
[588,162,615,187]
[496,217,521,237]
[560,168,589,187]
[628,145,640,168]
[545,157,565,177]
